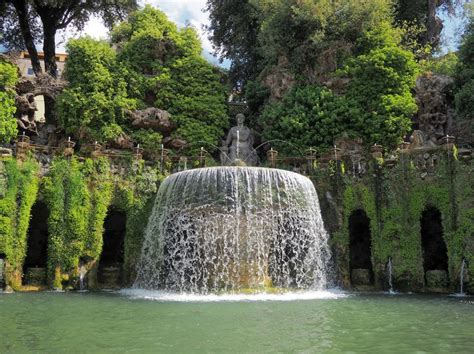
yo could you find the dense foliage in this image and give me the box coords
[261,86,348,153]
[43,157,112,288]
[261,24,418,152]
[257,0,392,75]
[0,60,18,143]
[421,52,458,75]
[112,6,228,152]
[56,37,136,143]
[454,18,474,132]
[56,7,228,152]
[205,0,263,87]
[206,0,394,88]
[0,158,39,289]
[111,160,163,284]
[342,24,418,147]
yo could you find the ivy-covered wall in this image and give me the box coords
[0,147,472,293]
[315,146,474,293]
[0,155,162,290]
[0,158,39,289]
[109,161,162,285]
[43,157,114,289]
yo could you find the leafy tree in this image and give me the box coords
[257,0,392,71]
[0,59,18,143]
[205,0,263,88]
[454,17,474,133]
[260,85,349,154]
[343,23,419,147]
[113,6,228,152]
[394,0,466,50]
[0,0,137,77]
[206,0,393,88]
[261,23,418,150]
[55,37,136,143]
[421,52,458,75]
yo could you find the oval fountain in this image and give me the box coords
[133,166,331,294]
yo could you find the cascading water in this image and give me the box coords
[459,259,466,295]
[79,264,87,291]
[387,257,395,294]
[134,167,331,293]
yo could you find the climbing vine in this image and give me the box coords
[328,149,474,292]
[0,158,39,289]
[43,157,113,288]
[110,160,164,284]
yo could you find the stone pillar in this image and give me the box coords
[370,144,383,159]
[91,142,103,159]
[16,134,30,160]
[63,138,75,157]
[266,148,278,168]
[134,146,144,160]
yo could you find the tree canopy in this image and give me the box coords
[55,6,228,152]
[454,14,474,137]
[1,0,137,77]
[0,59,18,143]
[260,23,418,152]
[206,0,466,90]
[55,37,135,143]
[112,6,228,152]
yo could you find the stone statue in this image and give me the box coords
[410,130,436,149]
[16,93,38,134]
[223,113,258,166]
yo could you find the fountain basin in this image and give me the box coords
[134,167,331,293]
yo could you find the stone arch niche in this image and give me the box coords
[15,73,65,146]
[23,201,49,286]
[420,206,449,290]
[0,252,6,289]
[349,209,373,287]
[98,208,127,287]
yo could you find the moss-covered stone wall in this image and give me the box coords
[314,146,474,293]
[0,146,472,293]
[0,155,162,290]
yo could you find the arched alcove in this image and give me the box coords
[349,209,373,285]
[421,207,448,272]
[0,252,6,287]
[24,201,49,285]
[98,208,126,286]
[33,94,45,122]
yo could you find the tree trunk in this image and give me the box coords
[426,0,443,48]
[12,0,42,75]
[42,23,57,77]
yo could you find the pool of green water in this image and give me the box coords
[0,291,473,353]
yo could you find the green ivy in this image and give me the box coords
[330,149,474,292]
[0,60,19,143]
[0,158,39,289]
[110,160,164,284]
[43,157,113,288]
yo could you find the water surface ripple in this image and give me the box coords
[0,292,473,353]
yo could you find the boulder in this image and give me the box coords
[126,107,173,133]
[109,132,134,150]
[0,147,12,157]
[163,136,187,150]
